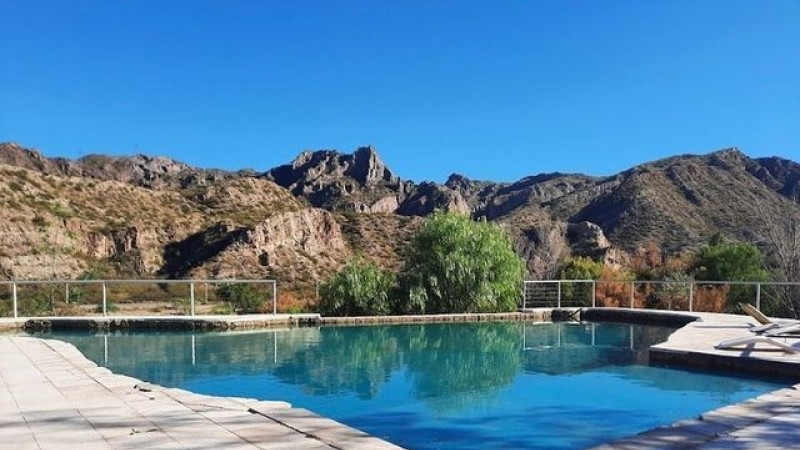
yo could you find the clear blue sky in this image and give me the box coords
[1,1,798,182]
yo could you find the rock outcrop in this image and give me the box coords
[184,209,351,292]
[264,146,407,212]
[265,146,472,216]
[396,182,470,216]
[0,142,239,190]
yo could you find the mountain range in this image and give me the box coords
[1,141,798,299]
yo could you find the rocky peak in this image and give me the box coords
[0,142,65,173]
[75,153,195,187]
[444,173,471,190]
[706,147,748,169]
[0,142,233,190]
[270,146,398,188]
[396,182,470,216]
[444,173,499,194]
[347,146,397,185]
[264,146,404,211]
[129,154,192,175]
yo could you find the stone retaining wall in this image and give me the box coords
[321,311,552,326]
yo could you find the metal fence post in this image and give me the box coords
[756,283,761,310]
[630,281,635,309]
[557,281,562,308]
[591,281,596,308]
[190,282,195,316]
[688,282,694,312]
[102,282,107,317]
[522,282,526,310]
[272,281,277,315]
[12,282,18,318]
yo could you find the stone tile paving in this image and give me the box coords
[0,336,403,450]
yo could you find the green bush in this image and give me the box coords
[693,238,769,310]
[559,257,604,305]
[94,300,119,314]
[318,258,395,316]
[693,240,769,282]
[397,212,526,314]
[560,257,604,280]
[217,283,265,314]
[212,302,235,315]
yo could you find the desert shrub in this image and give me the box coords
[277,291,313,314]
[56,302,85,317]
[211,303,235,315]
[94,302,119,313]
[645,272,694,311]
[559,257,604,306]
[217,283,265,314]
[692,239,769,311]
[692,284,730,313]
[560,257,604,280]
[594,266,635,307]
[318,257,395,316]
[396,212,526,314]
[20,296,53,316]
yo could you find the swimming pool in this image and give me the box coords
[40,322,787,449]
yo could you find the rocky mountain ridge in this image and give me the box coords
[1,141,799,296]
[263,146,470,215]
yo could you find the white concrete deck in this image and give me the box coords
[0,336,402,450]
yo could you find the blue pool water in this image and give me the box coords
[40,322,787,449]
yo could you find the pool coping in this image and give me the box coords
[3,309,800,449]
[1,311,556,333]
[1,313,322,332]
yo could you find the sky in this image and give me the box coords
[1,1,798,182]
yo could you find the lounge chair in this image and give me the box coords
[715,335,798,354]
[738,303,800,335]
[714,304,800,353]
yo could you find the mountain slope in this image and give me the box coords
[2,141,799,293]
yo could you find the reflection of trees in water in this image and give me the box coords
[50,321,768,414]
[403,323,522,401]
[270,323,523,409]
[272,326,403,399]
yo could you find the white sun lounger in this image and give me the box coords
[738,303,800,334]
[715,335,799,354]
[764,323,800,336]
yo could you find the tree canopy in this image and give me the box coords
[693,240,769,282]
[397,212,526,314]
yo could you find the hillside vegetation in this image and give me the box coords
[1,142,799,305]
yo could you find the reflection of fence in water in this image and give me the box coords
[0,279,278,318]
[521,322,635,351]
[99,330,282,368]
[523,279,800,314]
[519,322,680,374]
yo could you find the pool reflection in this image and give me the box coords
[36,321,766,409]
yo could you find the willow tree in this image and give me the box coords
[397,212,526,314]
